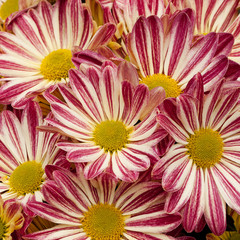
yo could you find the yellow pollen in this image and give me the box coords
[93,120,131,153]
[0,0,18,20]
[186,128,224,169]
[0,218,6,239]
[40,49,75,81]
[9,161,44,196]
[140,73,181,98]
[81,203,125,240]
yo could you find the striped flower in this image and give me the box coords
[0,101,68,213]
[0,0,115,108]
[0,196,24,240]
[44,64,166,182]
[172,0,240,64]
[24,166,182,240]
[152,74,240,235]
[127,10,232,98]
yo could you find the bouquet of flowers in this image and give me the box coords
[0,0,239,239]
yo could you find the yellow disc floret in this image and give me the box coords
[93,120,131,153]
[140,73,181,98]
[186,128,224,169]
[9,161,44,196]
[81,203,125,240]
[0,0,18,20]
[40,49,75,81]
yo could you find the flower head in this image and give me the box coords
[127,10,231,97]
[153,74,240,235]
[0,101,68,212]
[24,166,182,239]
[0,0,116,108]
[44,63,166,182]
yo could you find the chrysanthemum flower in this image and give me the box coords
[152,74,240,235]
[0,101,68,212]
[172,0,240,64]
[24,166,182,240]
[127,10,232,97]
[0,0,116,108]
[0,196,24,240]
[207,208,240,240]
[44,64,166,181]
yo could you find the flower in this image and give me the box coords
[0,101,68,213]
[0,196,24,240]
[127,10,231,97]
[44,63,166,181]
[172,0,240,64]
[152,74,240,235]
[24,166,182,239]
[0,0,116,108]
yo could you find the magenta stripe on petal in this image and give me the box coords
[22,101,42,161]
[177,94,199,134]
[177,33,218,84]
[28,201,79,225]
[69,69,104,122]
[211,162,240,213]
[127,84,149,126]
[164,163,196,213]
[42,181,82,216]
[87,23,116,50]
[162,156,192,192]
[84,152,110,179]
[125,211,182,233]
[112,152,139,182]
[52,170,91,211]
[157,114,188,143]
[24,225,82,240]
[165,11,193,77]
[183,168,205,232]
[204,170,226,236]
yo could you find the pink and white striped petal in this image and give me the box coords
[24,225,84,240]
[164,164,196,213]
[125,210,182,233]
[204,170,226,235]
[27,202,80,225]
[182,168,205,232]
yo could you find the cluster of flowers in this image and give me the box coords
[0,0,239,239]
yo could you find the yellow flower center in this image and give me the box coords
[81,203,125,240]
[9,161,44,196]
[140,73,181,98]
[93,120,131,153]
[40,49,75,81]
[186,129,224,168]
[0,0,18,20]
[0,218,6,239]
